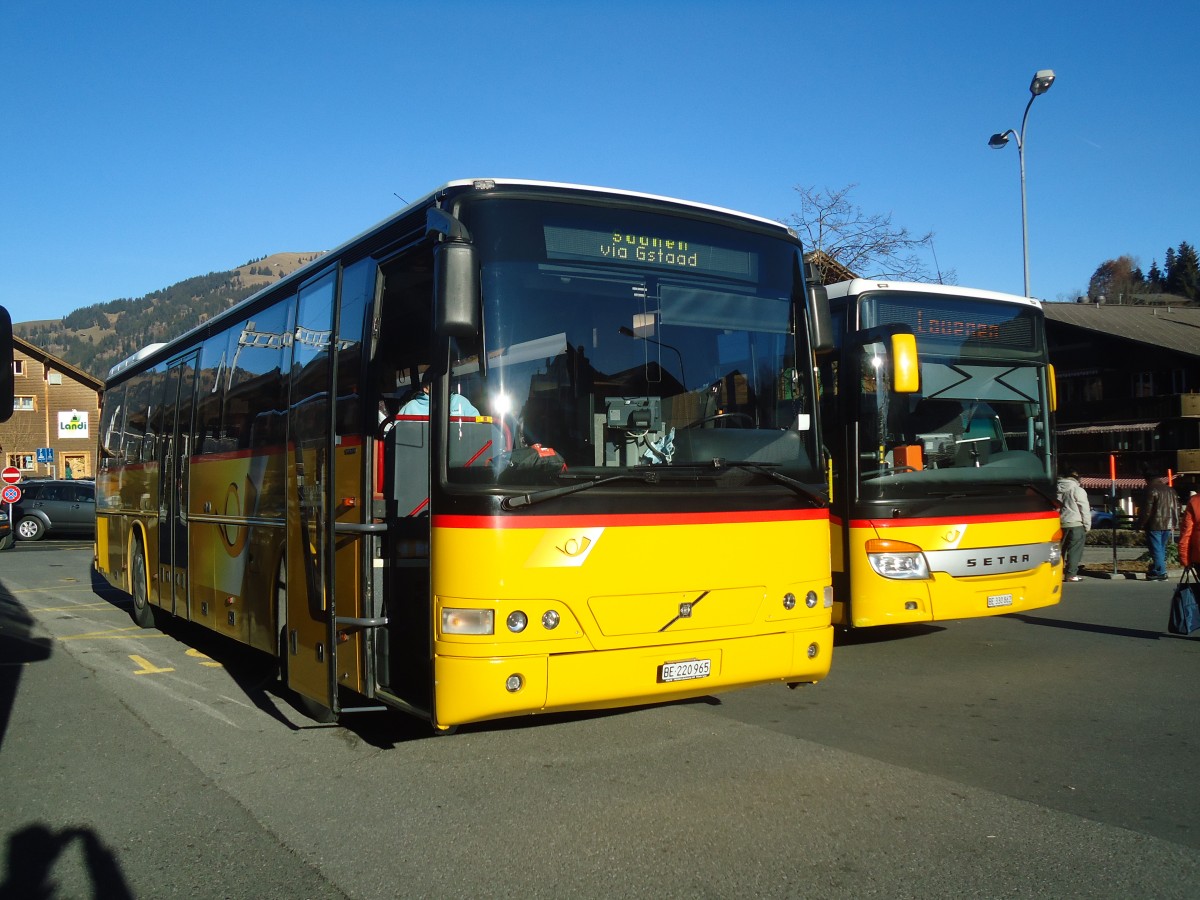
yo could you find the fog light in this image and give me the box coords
[905,601,918,610]
[505,673,523,693]
[807,642,819,659]
[783,592,796,610]
[542,609,560,630]
[506,610,528,633]
[805,590,818,609]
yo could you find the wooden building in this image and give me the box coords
[1,336,103,480]
[1043,297,1200,507]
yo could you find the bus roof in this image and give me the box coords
[108,179,795,383]
[822,278,1044,311]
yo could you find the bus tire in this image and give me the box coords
[275,558,336,724]
[130,541,156,628]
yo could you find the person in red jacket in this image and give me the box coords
[1181,491,1200,572]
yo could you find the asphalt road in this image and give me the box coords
[2,541,1198,899]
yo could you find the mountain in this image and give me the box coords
[14,252,322,379]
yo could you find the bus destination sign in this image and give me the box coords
[544,225,757,280]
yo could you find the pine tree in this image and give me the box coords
[1166,241,1200,300]
[1147,260,1164,291]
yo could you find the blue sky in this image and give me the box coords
[2,1,1197,325]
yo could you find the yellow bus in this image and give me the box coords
[817,279,1061,627]
[95,179,835,731]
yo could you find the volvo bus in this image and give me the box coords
[95,179,835,731]
[817,279,1061,628]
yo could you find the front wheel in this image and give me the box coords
[130,541,156,628]
[16,516,45,541]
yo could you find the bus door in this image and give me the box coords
[283,270,340,713]
[158,353,197,618]
[367,244,436,718]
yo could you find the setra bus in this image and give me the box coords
[816,279,1061,628]
[95,179,835,730]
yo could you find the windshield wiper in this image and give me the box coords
[501,474,643,511]
[716,459,828,508]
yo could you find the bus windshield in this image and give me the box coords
[855,292,1053,500]
[445,198,821,488]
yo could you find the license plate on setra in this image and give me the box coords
[659,658,711,683]
[986,593,1014,608]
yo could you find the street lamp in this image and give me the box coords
[989,68,1056,297]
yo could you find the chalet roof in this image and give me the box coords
[13,335,104,391]
[1043,301,1200,359]
[803,250,857,285]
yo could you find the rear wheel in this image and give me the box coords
[130,541,156,628]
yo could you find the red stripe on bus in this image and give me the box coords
[849,510,1060,529]
[432,508,828,529]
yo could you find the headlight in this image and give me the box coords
[866,538,931,580]
[1048,542,1062,565]
[441,608,494,635]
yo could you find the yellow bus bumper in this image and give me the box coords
[842,563,1061,628]
[433,626,833,728]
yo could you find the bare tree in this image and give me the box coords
[1087,255,1144,304]
[784,184,954,285]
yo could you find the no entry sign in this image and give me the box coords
[1,467,21,485]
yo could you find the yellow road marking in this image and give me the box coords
[36,602,128,612]
[61,627,167,640]
[186,648,223,668]
[130,655,174,675]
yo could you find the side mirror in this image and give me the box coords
[0,306,12,424]
[807,282,833,352]
[1047,363,1057,413]
[433,240,480,338]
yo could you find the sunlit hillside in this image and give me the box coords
[13,252,322,380]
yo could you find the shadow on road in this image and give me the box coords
[1009,612,1166,641]
[88,566,308,732]
[0,823,133,900]
[0,582,52,750]
[834,623,944,646]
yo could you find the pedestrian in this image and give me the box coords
[1056,469,1091,582]
[1179,490,1200,574]
[1136,468,1179,581]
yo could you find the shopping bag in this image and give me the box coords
[1167,570,1200,635]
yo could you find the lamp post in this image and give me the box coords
[989,69,1056,297]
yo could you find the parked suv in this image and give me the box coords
[12,479,95,541]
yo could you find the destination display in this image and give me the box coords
[866,294,1040,353]
[543,224,758,280]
